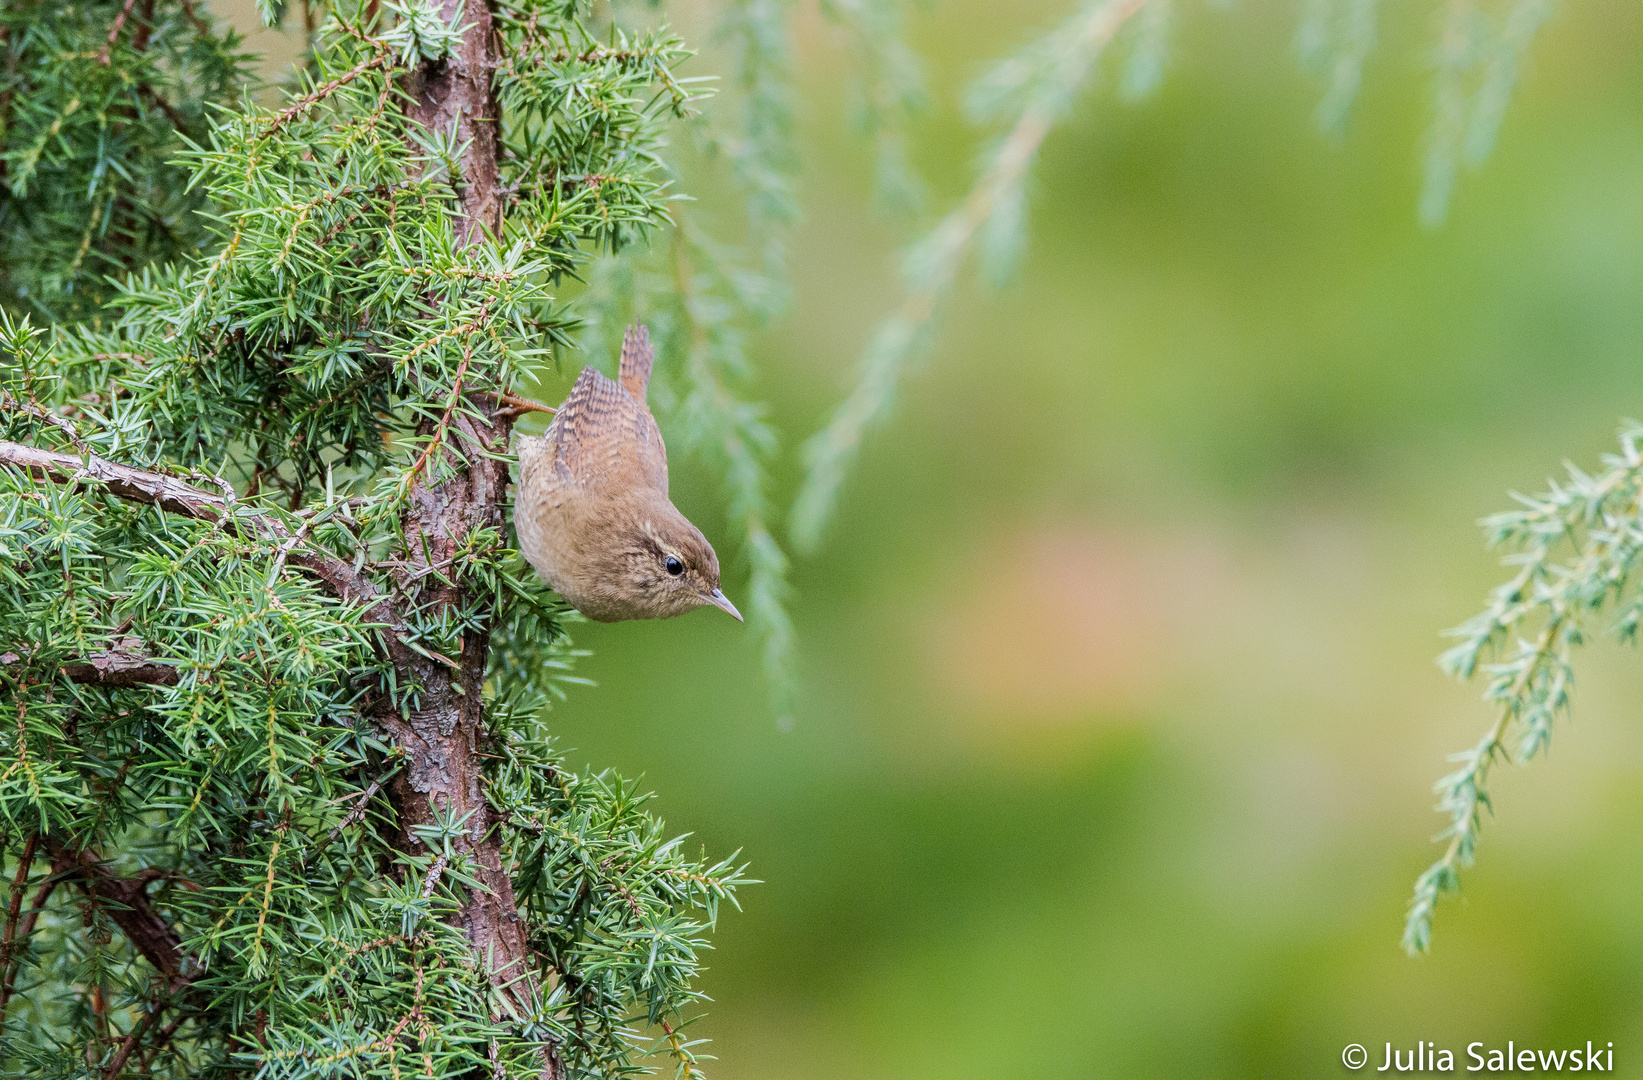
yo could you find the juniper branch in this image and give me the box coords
[0,439,398,636]
[791,0,1154,550]
[43,837,195,994]
[1405,422,1643,952]
[0,4,749,1075]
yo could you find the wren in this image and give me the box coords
[514,325,742,623]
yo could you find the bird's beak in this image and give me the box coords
[702,588,743,622]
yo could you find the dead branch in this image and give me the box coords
[0,439,414,665]
[58,654,179,687]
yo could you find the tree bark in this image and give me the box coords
[403,0,503,243]
[387,3,552,1063]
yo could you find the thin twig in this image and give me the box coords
[420,852,448,898]
[0,390,89,453]
[0,439,414,664]
[259,52,394,142]
[483,390,556,418]
[0,872,60,1012]
[103,999,165,1080]
[401,325,484,493]
[265,515,314,584]
[98,0,141,64]
[135,1014,183,1074]
[175,0,210,36]
[129,0,154,53]
[56,654,179,687]
[326,768,399,844]
[0,835,38,984]
[0,629,179,688]
[138,83,185,129]
[44,839,193,993]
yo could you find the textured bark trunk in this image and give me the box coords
[403,0,504,243]
[383,5,555,1072]
[382,400,536,1021]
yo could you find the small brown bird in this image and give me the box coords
[514,325,742,623]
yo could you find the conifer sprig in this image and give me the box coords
[0,0,251,323]
[789,0,1558,549]
[1405,423,1643,953]
[1421,0,1554,226]
[790,0,1154,551]
[819,0,929,216]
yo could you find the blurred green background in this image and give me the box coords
[241,1,1643,1074]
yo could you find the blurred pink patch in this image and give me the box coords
[925,523,1225,727]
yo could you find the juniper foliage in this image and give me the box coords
[819,0,928,218]
[0,2,755,1076]
[764,0,1574,953]
[0,1,251,323]
[1404,425,1643,953]
[791,0,1155,550]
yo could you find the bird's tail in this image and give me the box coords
[619,324,653,404]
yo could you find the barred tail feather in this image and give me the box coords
[620,323,654,404]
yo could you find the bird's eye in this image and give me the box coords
[664,556,684,577]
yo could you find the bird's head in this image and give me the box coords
[593,496,742,622]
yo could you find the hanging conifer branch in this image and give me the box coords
[791,0,1153,550]
[1405,423,1643,953]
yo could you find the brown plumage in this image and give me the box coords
[514,325,742,623]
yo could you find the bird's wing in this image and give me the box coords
[548,365,668,493]
[619,324,653,404]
